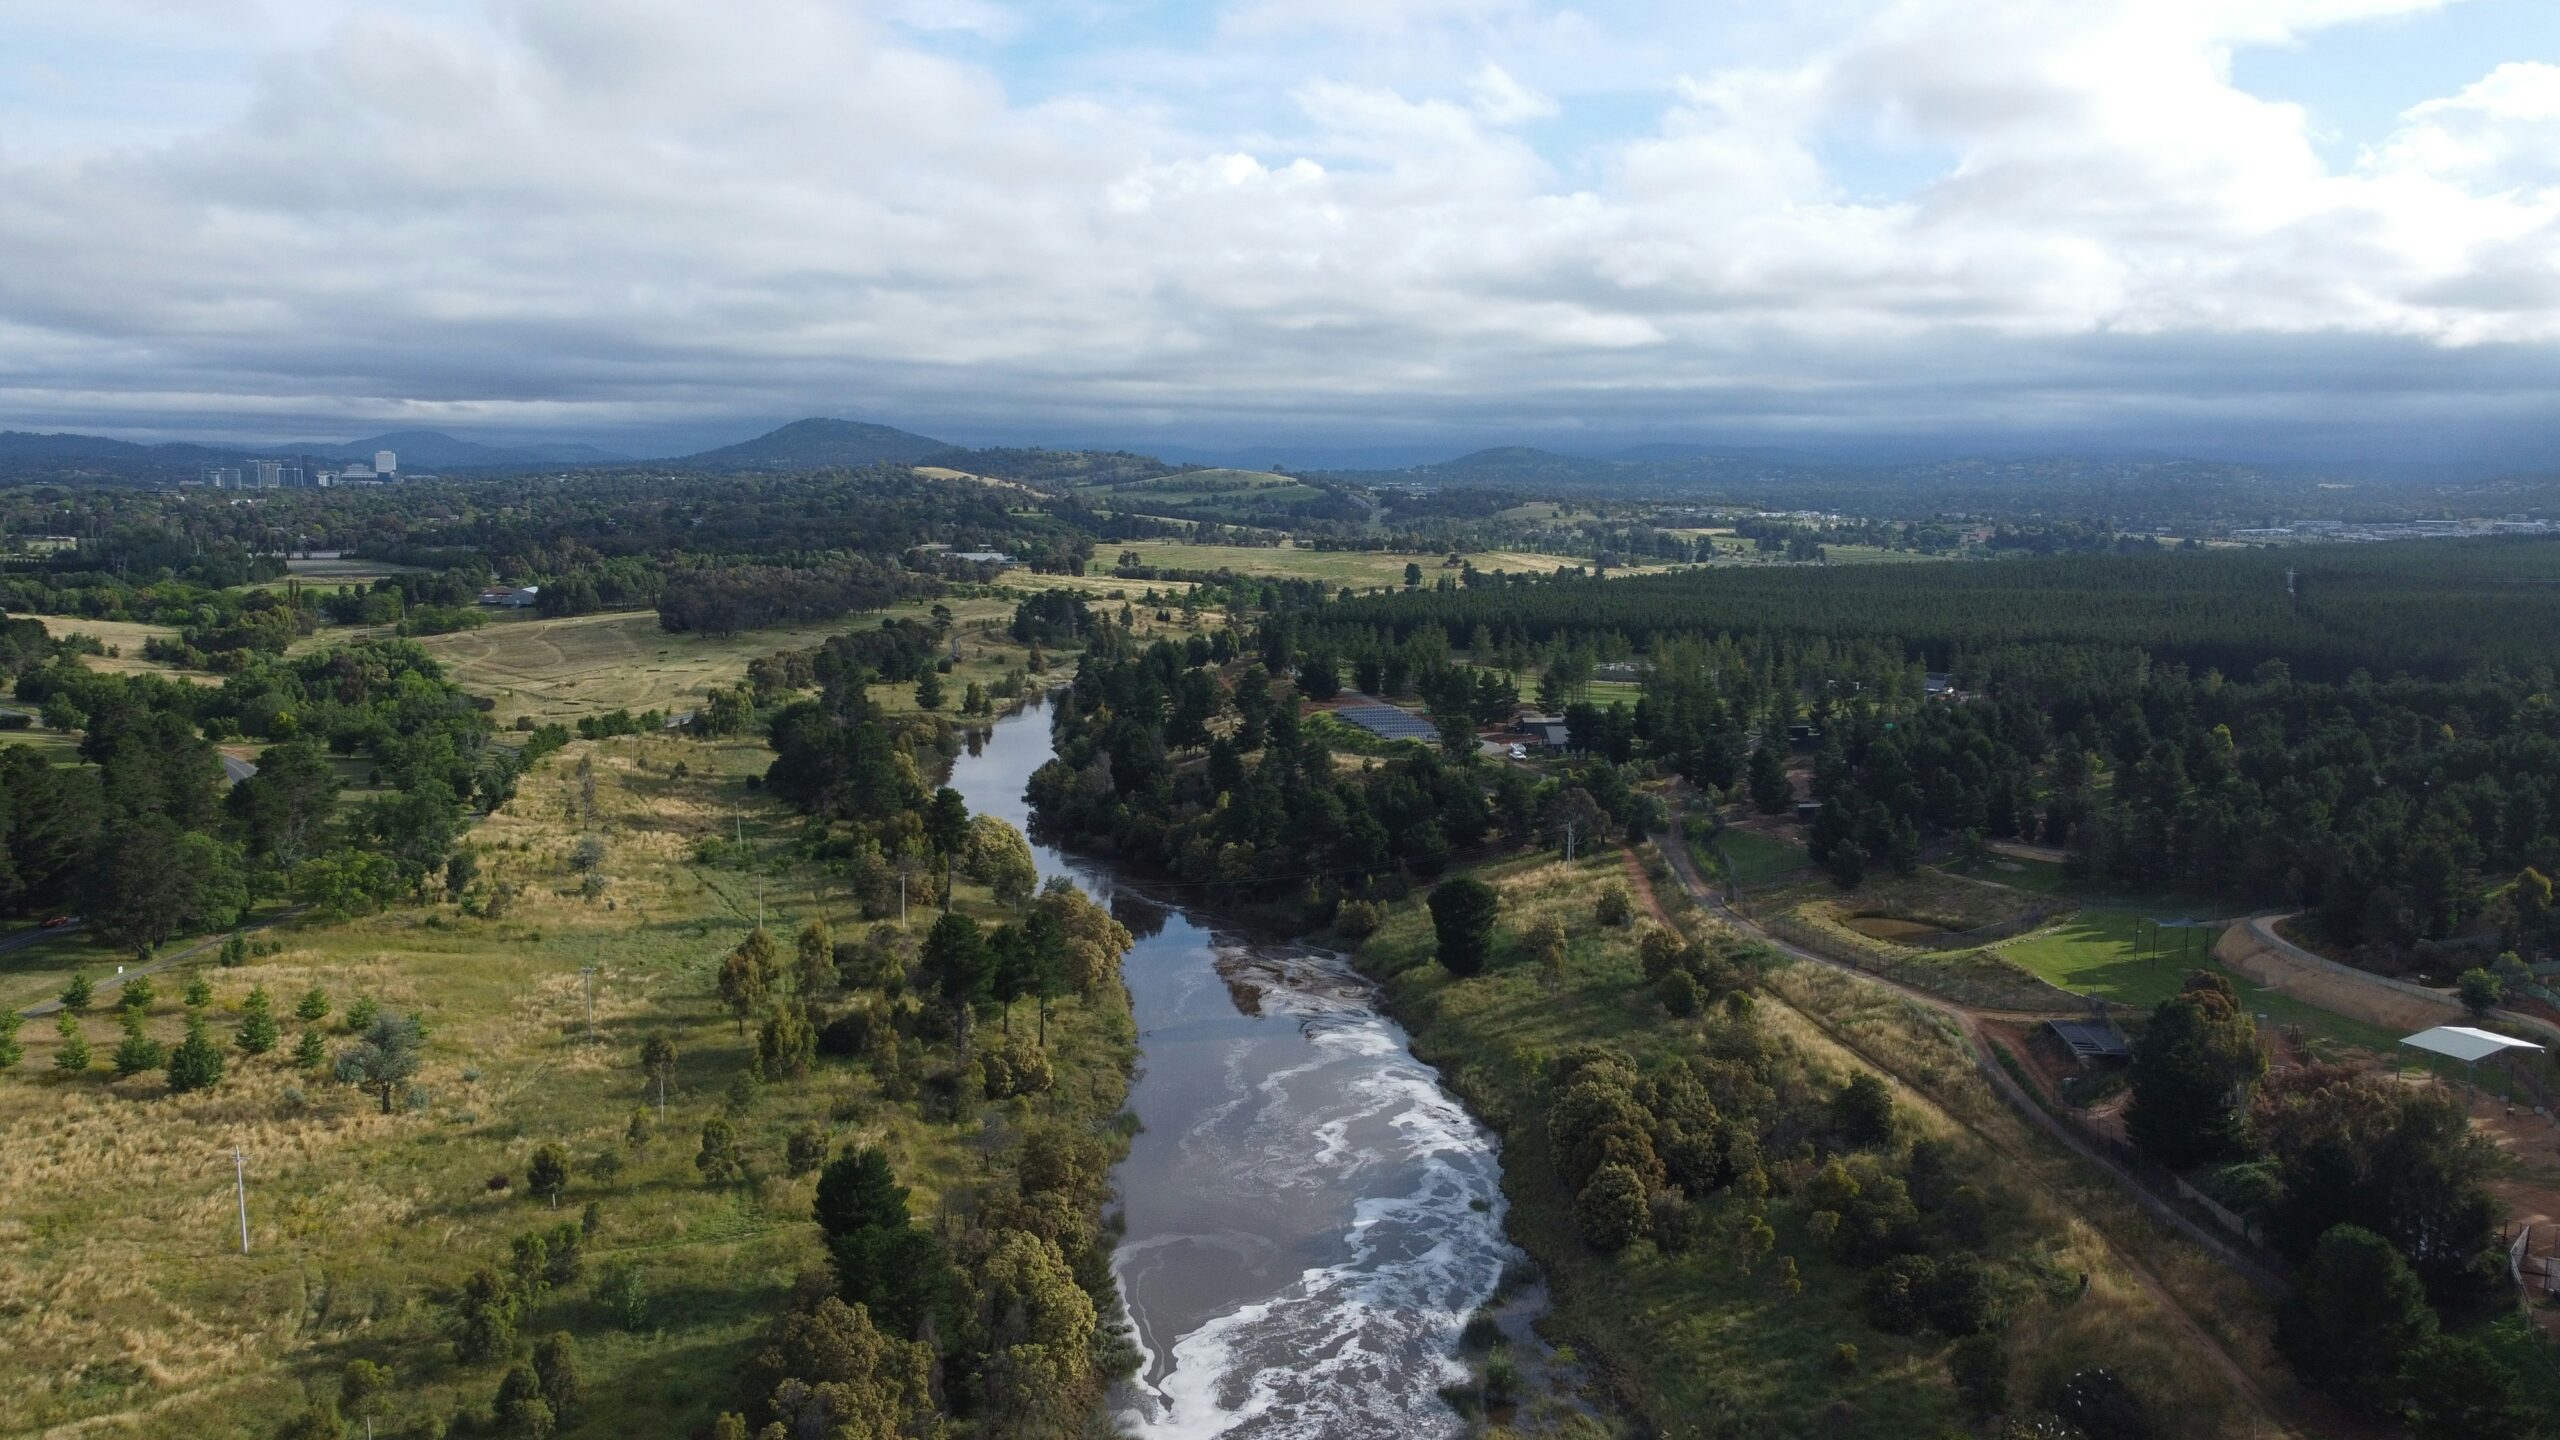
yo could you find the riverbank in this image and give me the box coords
[1347,843,2288,1439]
[959,698,1544,1439]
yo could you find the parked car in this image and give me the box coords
[1506,744,1528,760]
[41,915,74,929]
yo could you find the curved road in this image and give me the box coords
[1652,807,2303,1433]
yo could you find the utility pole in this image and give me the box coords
[1563,822,1579,862]
[757,876,765,930]
[231,1147,250,1254]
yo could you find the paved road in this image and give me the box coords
[0,920,84,957]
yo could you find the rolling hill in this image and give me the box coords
[679,417,952,470]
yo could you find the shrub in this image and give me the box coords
[1334,899,1385,938]
[1428,878,1500,977]
[1948,1333,2008,1418]
[1574,1163,1651,1252]
[2276,1224,2437,1415]
[2456,966,2503,1018]
[1655,969,1701,1017]
[1638,926,1689,983]
[1594,883,1634,928]
[1831,1071,1896,1147]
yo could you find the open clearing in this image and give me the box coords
[414,611,862,725]
[35,615,224,685]
[1099,540,1675,590]
[1998,910,2224,1009]
[1,718,1131,1438]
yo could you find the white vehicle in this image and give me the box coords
[1507,744,1528,760]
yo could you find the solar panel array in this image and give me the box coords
[1336,704,1439,741]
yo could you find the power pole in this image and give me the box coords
[1563,822,1579,862]
[231,1147,250,1254]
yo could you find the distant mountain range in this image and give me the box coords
[0,427,630,473]
[3,419,2552,528]
[265,430,634,468]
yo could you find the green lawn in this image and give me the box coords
[1963,854,2072,895]
[1,728,88,767]
[1716,830,1811,888]
[1994,913,2435,1063]
[1998,910,2224,1007]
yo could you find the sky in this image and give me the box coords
[2,0,2558,470]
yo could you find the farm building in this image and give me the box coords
[2043,1018,2132,1067]
[477,585,540,608]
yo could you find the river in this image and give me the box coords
[945,697,1519,1439]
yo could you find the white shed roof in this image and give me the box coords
[2400,1025,2545,1064]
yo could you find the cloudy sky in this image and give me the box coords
[4,0,2557,467]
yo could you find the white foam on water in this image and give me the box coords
[1115,950,1514,1440]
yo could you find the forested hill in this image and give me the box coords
[1324,449,2560,527]
[1319,536,2560,681]
[678,418,952,470]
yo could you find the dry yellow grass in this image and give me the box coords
[0,720,1131,1438]
[34,617,223,686]
[1357,848,2289,1439]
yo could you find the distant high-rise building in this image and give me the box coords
[375,449,397,476]
[254,460,283,488]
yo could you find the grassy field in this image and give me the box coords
[413,609,922,727]
[0,726,86,770]
[251,557,428,594]
[411,593,1077,728]
[1997,911,2224,1009]
[0,727,1135,1438]
[1351,848,2281,1438]
[1075,469,1331,518]
[1961,853,2073,895]
[1711,830,1809,888]
[36,616,224,686]
[1096,541,1673,591]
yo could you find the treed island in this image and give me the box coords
[7,430,2560,1440]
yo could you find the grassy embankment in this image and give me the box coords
[1351,847,2285,1439]
[2,621,1133,1438]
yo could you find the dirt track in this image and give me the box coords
[1644,805,2306,1438]
[2215,918,2460,1032]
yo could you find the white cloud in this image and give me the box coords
[1467,62,1557,124]
[0,0,2554,453]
